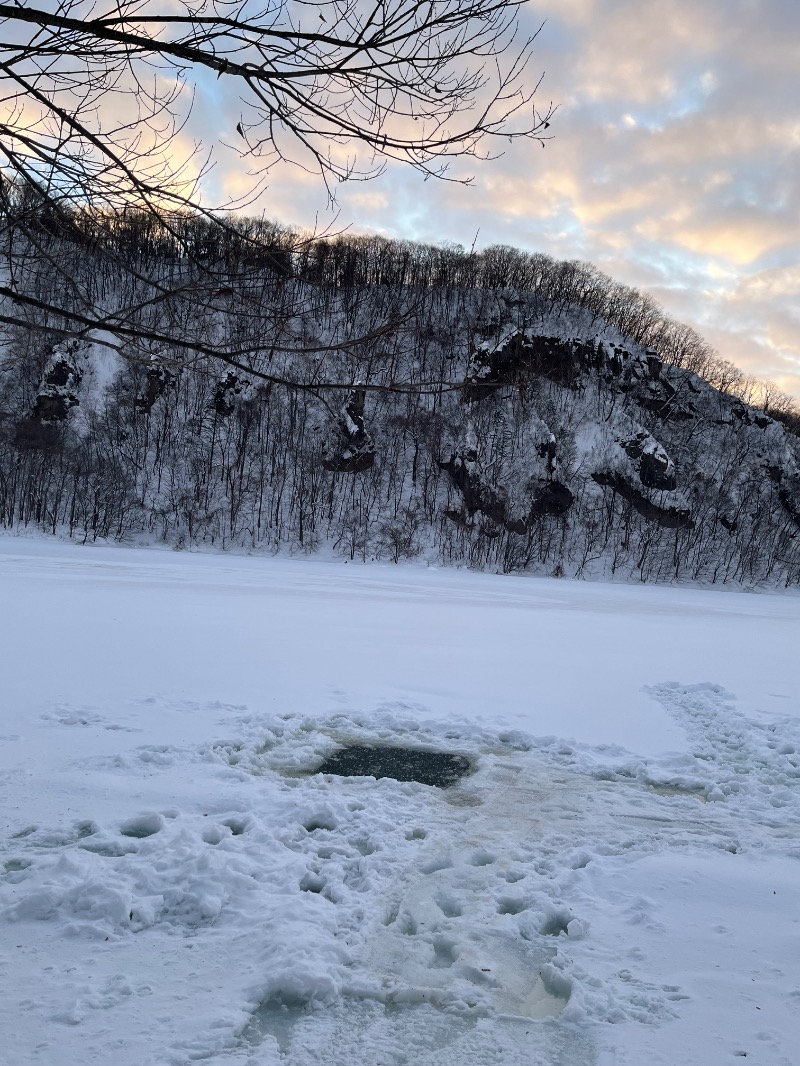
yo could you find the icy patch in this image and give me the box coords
[242,992,584,1065]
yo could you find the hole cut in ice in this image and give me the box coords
[315,746,472,788]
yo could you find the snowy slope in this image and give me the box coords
[1,539,799,1065]
[3,276,800,585]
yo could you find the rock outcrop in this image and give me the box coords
[619,431,677,491]
[212,372,249,416]
[591,471,692,529]
[441,448,573,534]
[33,344,83,423]
[321,388,376,473]
[136,360,173,414]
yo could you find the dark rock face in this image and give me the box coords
[464,332,689,419]
[440,451,506,525]
[465,333,605,398]
[136,362,173,414]
[619,431,677,491]
[619,433,647,462]
[627,372,697,422]
[441,451,573,534]
[645,349,663,379]
[592,471,693,529]
[44,359,74,388]
[639,454,677,491]
[768,467,800,530]
[32,350,83,423]
[531,481,574,518]
[33,392,77,423]
[733,403,772,429]
[322,388,376,473]
[212,372,248,416]
[442,508,472,530]
[323,445,375,474]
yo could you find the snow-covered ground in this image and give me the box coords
[1,539,799,1066]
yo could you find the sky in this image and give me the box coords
[195,0,800,400]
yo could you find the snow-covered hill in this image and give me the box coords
[1,234,798,585]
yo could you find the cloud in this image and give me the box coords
[188,0,800,400]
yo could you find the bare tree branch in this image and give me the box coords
[0,0,553,390]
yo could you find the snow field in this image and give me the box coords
[1,539,799,1065]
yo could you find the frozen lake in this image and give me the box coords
[1,539,799,1065]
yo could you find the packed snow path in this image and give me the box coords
[1,540,799,1065]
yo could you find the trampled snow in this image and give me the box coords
[1,538,799,1065]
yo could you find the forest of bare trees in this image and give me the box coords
[1,210,798,586]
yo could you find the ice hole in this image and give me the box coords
[314,746,472,788]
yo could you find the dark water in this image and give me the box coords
[315,746,472,788]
